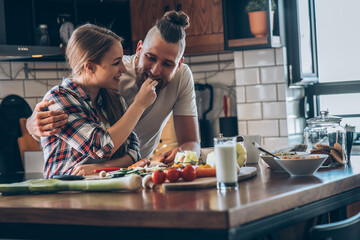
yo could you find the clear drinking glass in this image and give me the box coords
[214,136,238,191]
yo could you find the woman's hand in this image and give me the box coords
[158,147,183,165]
[26,100,68,139]
[133,78,158,109]
[71,164,102,176]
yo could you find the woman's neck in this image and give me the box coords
[73,77,99,102]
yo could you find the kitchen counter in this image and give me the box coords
[0,158,360,239]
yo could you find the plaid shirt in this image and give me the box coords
[41,78,140,179]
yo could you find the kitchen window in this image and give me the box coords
[288,0,360,134]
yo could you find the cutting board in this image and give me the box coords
[17,118,41,166]
[162,166,257,191]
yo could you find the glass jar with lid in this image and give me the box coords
[303,110,347,167]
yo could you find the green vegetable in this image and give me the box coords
[0,175,142,195]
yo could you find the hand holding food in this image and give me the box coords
[133,78,158,109]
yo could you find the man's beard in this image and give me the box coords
[135,66,169,95]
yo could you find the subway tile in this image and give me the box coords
[183,56,190,64]
[189,63,219,73]
[56,61,70,78]
[11,62,35,80]
[0,62,11,80]
[277,83,286,101]
[189,54,218,63]
[262,101,287,119]
[220,61,235,70]
[263,137,289,151]
[246,85,277,102]
[25,98,37,110]
[234,51,244,68]
[238,120,248,135]
[287,118,296,135]
[34,62,57,79]
[219,52,234,61]
[0,80,24,98]
[275,47,284,65]
[236,103,262,120]
[243,49,275,67]
[260,66,285,84]
[288,134,303,146]
[47,79,63,90]
[235,68,260,86]
[286,100,302,117]
[206,70,234,86]
[247,120,279,137]
[56,62,69,69]
[235,86,246,103]
[279,119,288,136]
[24,80,48,97]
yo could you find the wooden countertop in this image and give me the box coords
[0,158,360,230]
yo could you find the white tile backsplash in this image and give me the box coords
[277,83,286,101]
[246,85,277,102]
[220,61,235,70]
[234,51,243,68]
[248,120,279,136]
[48,79,63,90]
[25,98,38,110]
[243,49,275,67]
[262,101,286,119]
[275,48,284,65]
[279,119,288,136]
[237,103,262,120]
[235,86,246,103]
[0,62,11,79]
[260,66,285,84]
[189,63,219,73]
[237,120,248,135]
[34,62,57,79]
[24,80,48,97]
[0,80,24,98]
[235,68,260,85]
[219,52,234,61]
[11,62,35,80]
[206,70,234,86]
[190,54,218,63]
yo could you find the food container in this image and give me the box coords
[303,110,347,167]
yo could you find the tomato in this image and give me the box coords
[152,170,166,184]
[165,168,181,182]
[181,165,197,181]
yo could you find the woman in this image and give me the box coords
[41,24,157,178]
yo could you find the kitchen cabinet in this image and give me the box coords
[0,0,131,60]
[222,0,284,50]
[130,0,224,55]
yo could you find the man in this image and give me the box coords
[26,11,200,164]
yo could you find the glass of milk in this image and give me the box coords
[214,136,238,191]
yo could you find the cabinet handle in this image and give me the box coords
[176,4,182,12]
[164,5,170,13]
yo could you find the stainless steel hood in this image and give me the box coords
[0,45,62,61]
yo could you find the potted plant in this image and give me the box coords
[245,0,276,38]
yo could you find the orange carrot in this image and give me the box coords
[128,158,151,169]
[196,167,216,178]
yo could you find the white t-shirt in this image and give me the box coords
[119,55,197,158]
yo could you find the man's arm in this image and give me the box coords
[159,115,200,164]
[26,100,68,141]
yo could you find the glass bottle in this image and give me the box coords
[303,110,347,167]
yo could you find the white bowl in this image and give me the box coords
[260,152,307,172]
[273,154,329,176]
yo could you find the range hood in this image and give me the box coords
[0,45,63,61]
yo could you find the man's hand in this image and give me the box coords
[26,100,68,140]
[158,147,183,165]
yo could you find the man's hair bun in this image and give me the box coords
[156,10,190,43]
[163,11,190,29]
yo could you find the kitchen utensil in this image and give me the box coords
[195,83,214,148]
[227,96,231,117]
[223,95,227,117]
[53,175,85,180]
[162,166,257,190]
[252,142,280,159]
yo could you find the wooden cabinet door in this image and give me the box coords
[130,0,175,51]
[175,0,224,54]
